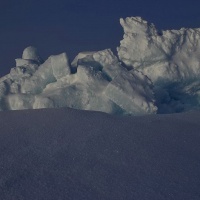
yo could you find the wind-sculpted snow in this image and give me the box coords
[0,47,157,115]
[118,17,200,113]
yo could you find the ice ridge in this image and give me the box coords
[1,17,200,114]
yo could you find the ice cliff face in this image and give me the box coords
[118,17,200,113]
[118,17,200,84]
[0,46,157,115]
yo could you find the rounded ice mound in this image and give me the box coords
[71,49,127,80]
[22,46,43,63]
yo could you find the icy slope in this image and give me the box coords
[0,108,200,199]
[0,47,157,115]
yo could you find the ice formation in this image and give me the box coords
[118,17,200,84]
[2,17,200,114]
[0,47,157,115]
[118,17,200,113]
[0,107,200,199]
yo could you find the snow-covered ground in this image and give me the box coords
[0,108,200,199]
[1,16,200,199]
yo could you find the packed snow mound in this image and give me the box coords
[117,17,200,84]
[0,47,157,115]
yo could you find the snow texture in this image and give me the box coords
[0,47,156,115]
[0,108,200,199]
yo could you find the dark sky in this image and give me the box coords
[1,0,200,76]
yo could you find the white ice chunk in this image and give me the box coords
[93,49,127,79]
[0,74,11,83]
[104,70,157,115]
[0,81,7,97]
[35,84,89,110]
[117,17,200,84]
[44,74,77,92]
[20,57,56,94]
[10,82,20,94]
[37,83,120,114]
[76,65,109,92]
[21,53,71,94]
[72,49,127,80]
[71,51,96,67]
[84,93,123,114]
[10,64,38,81]
[33,96,54,109]
[7,94,34,110]
[50,53,71,80]
[17,52,70,94]
[10,66,30,80]
[15,58,39,67]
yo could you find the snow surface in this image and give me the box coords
[0,108,200,199]
[118,17,200,113]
